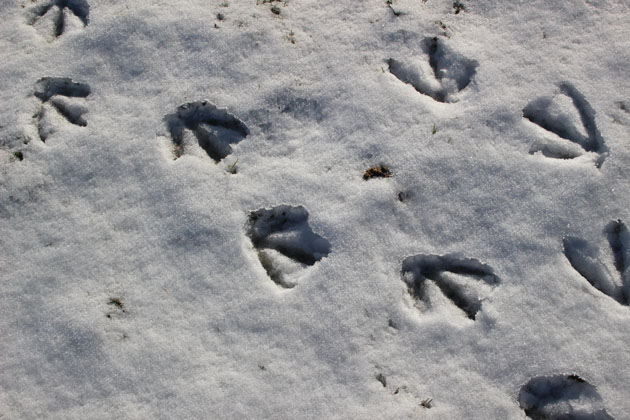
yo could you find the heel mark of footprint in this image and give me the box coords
[563,219,629,305]
[28,0,90,38]
[519,374,614,420]
[34,77,91,142]
[247,205,331,289]
[523,82,607,167]
[163,101,249,162]
[401,254,500,320]
[388,37,478,103]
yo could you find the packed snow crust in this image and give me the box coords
[1,0,630,419]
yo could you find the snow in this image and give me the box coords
[1,0,630,419]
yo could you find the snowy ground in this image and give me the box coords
[1,0,630,419]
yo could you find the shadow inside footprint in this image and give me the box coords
[34,77,91,141]
[28,0,90,38]
[388,37,478,103]
[524,82,607,167]
[34,77,91,102]
[519,375,614,420]
[401,254,500,320]
[164,101,249,162]
[563,219,629,305]
[247,205,331,288]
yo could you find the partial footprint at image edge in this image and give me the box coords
[246,205,331,289]
[519,374,614,420]
[563,219,630,305]
[27,0,90,39]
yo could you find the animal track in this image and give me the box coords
[523,82,607,167]
[519,374,614,420]
[401,254,500,320]
[105,297,127,319]
[387,37,478,103]
[563,219,629,305]
[34,77,91,141]
[247,205,331,289]
[363,164,392,180]
[163,101,249,162]
[28,0,89,38]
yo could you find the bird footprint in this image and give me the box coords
[247,205,331,289]
[34,77,91,142]
[401,254,500,320]
[162,101,249,162]
[27,0,89,39]
[519,374,614,420]
[524,82,607,167]
[387,37,478,103]
[563,219,629,305]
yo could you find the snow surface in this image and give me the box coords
[1,0,630,419]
